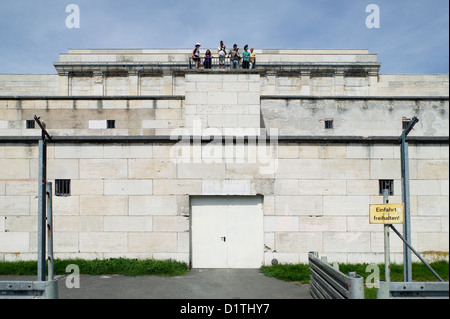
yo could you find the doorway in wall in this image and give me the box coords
[190,196,264,269]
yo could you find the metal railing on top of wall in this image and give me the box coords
[189,56,257,70]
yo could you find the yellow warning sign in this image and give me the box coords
[369,204,404,224]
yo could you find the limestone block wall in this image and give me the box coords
[1,48,449,99]
[184,73,261,133]
[0,75,59,96]
[261,98,449,137]
[62,73,450,98]
[260,74,375,96]
[0,98,185,137]
[377,75,450,97]
[1,96,448,138]
[140,75,185,96]
[0,142,448,264]
[0,141,276,262]
[0,143,189,262]
[1,72,448,98]
[68,74,185,97]
[266,142,449,264]
[259,74,449,97]
[0,48,449,265]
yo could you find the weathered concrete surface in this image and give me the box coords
[0,269,312,299]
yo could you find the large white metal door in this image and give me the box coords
[191,197,228,268]
[191,197,263,269]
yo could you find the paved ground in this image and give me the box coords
[0,269,312,299]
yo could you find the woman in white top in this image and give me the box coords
[192,43,201,69]
[218,41,226,69]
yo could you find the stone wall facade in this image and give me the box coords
[0,49,448,265]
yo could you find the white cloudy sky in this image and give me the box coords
[0,0,448,74]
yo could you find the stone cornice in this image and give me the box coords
[54,62,381,77]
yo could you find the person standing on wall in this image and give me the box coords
[192,43,201,69]
[218,41,227,69]
[250,48,256,69]
[204,49,212,69]
[242,45,251,69]
[229,44,240,69]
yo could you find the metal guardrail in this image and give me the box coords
[0,281,58,299]
[377,281,449,299]
[309,252,365,299]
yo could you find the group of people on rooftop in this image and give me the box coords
[192,41,256,70]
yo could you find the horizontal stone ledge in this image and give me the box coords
[261,95,450,101]
[2,95,446,101]
[54,63,189,76]
[53,61,381,76]
[0,95,185,101]
[1,135,448,144]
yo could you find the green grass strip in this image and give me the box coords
[260,261,449,284]
[0,258,189,277]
